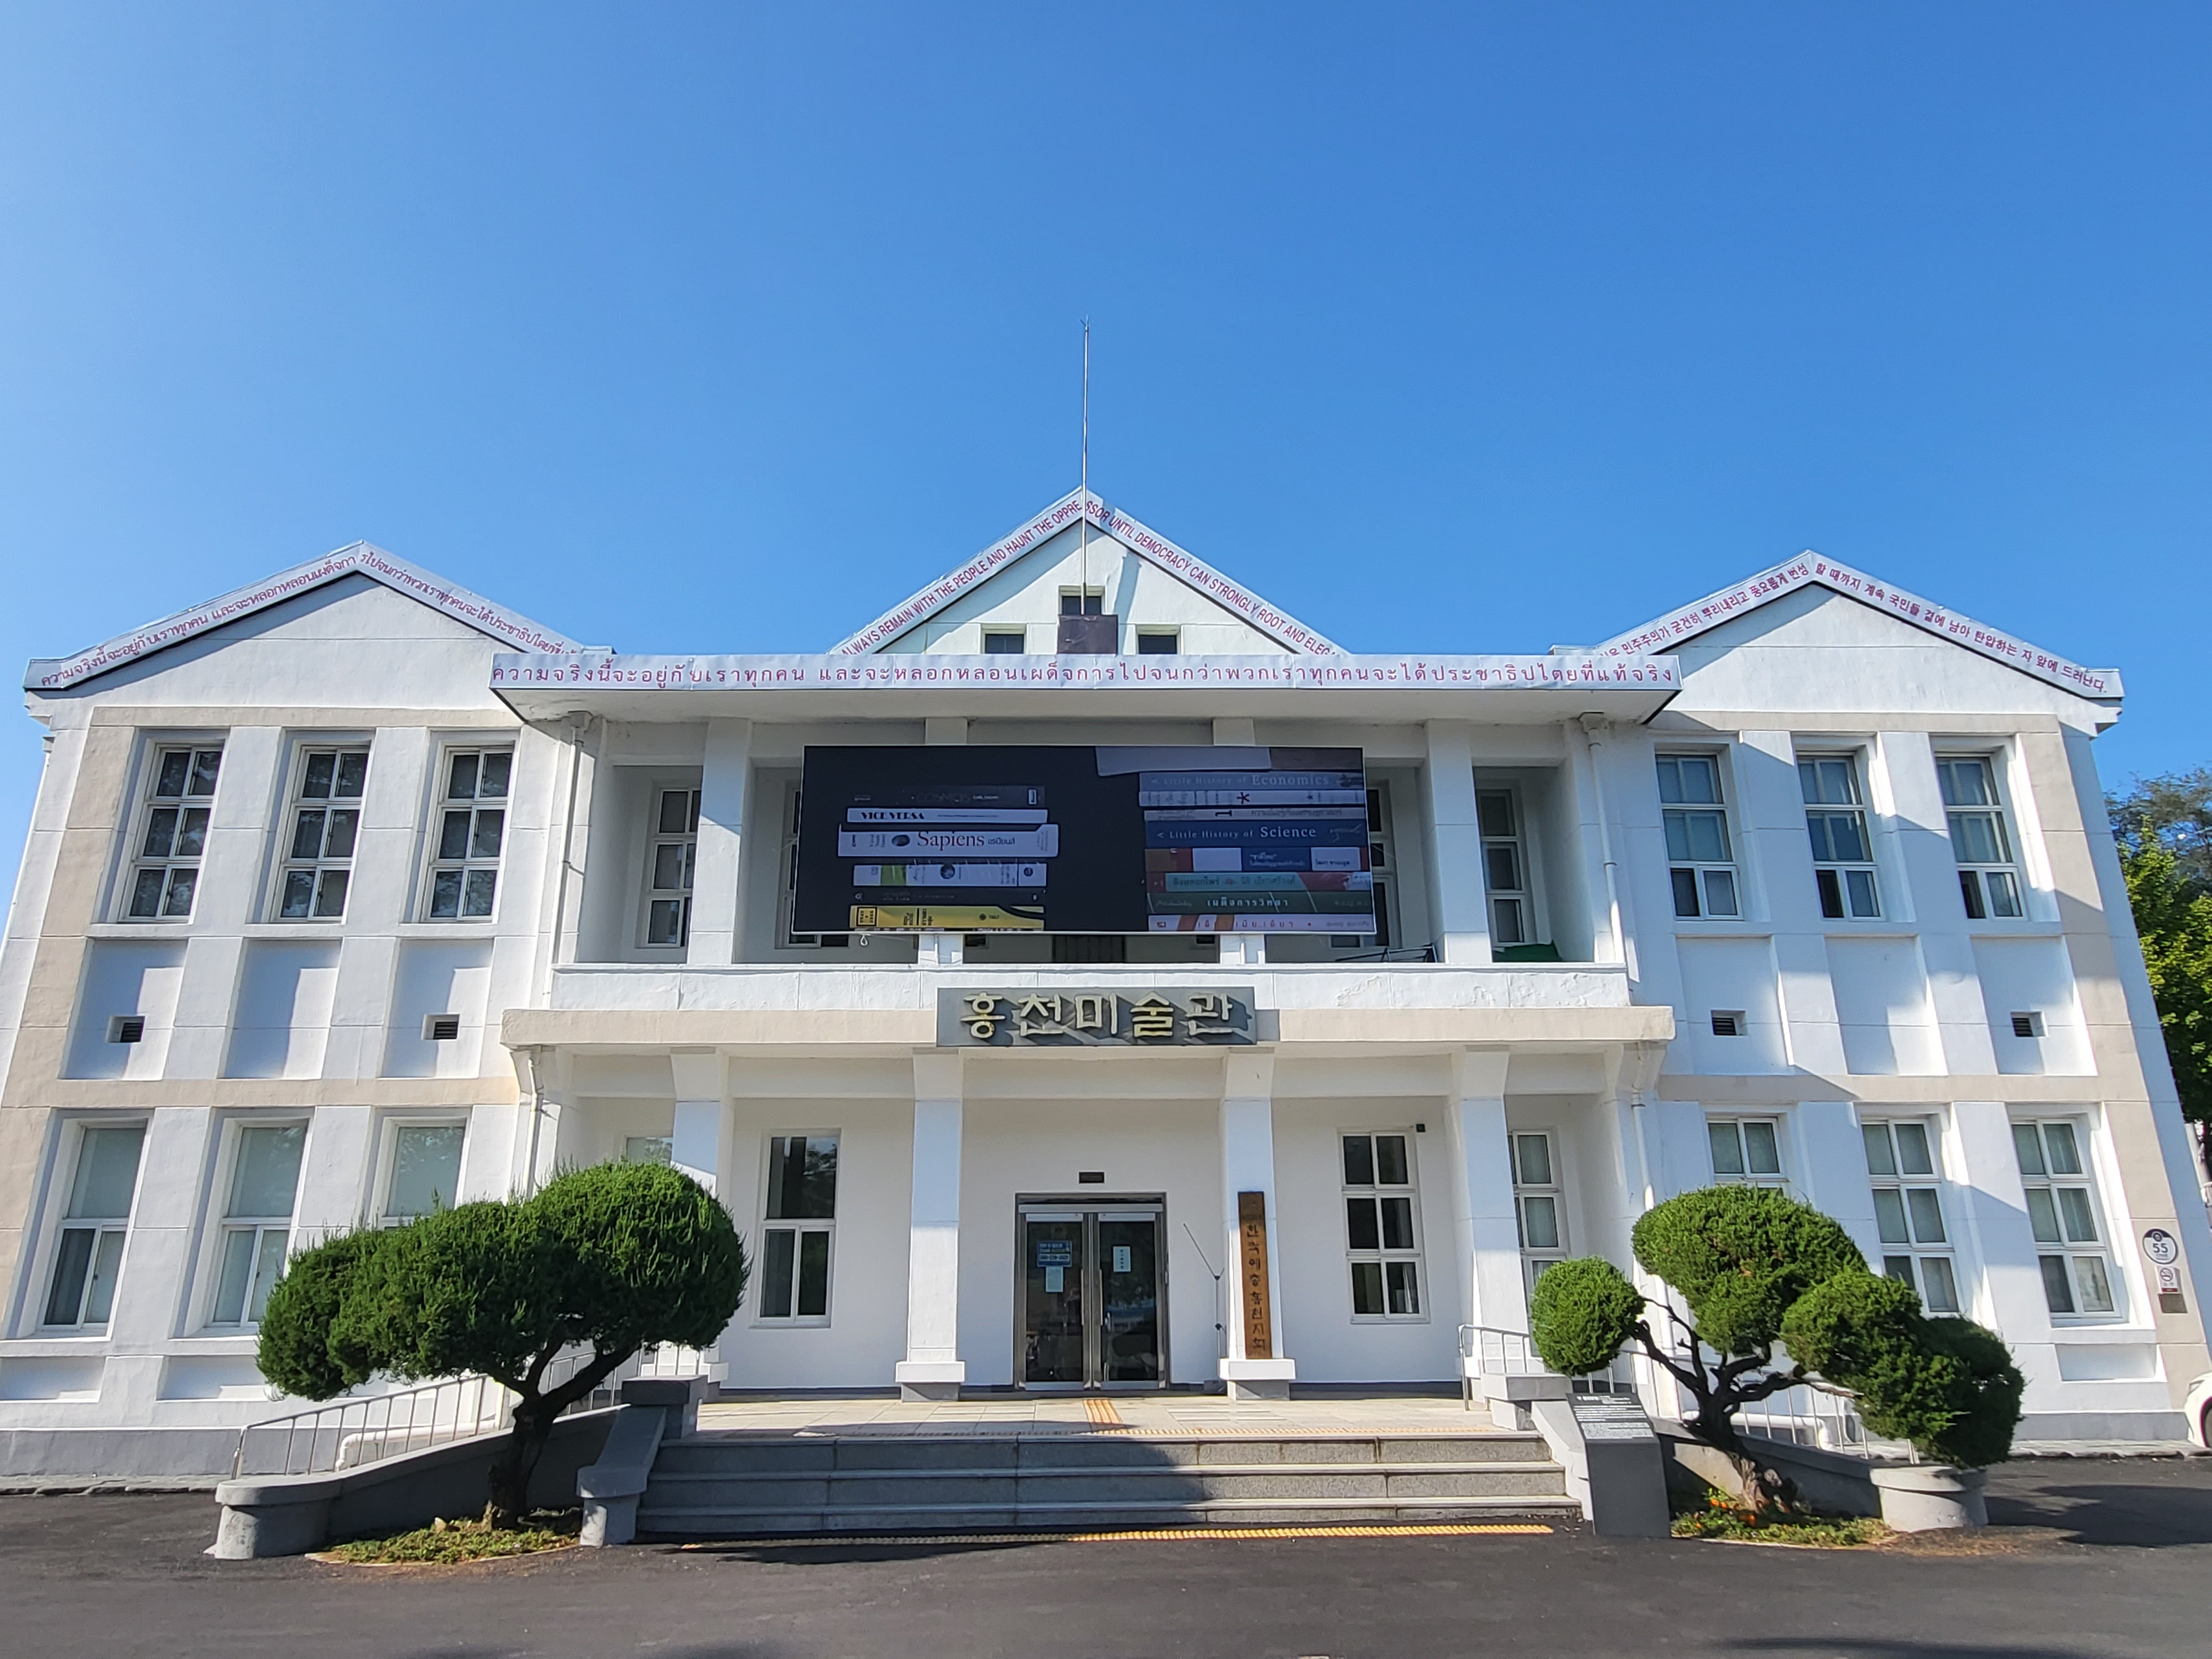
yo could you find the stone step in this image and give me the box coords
[637,1492,1582,1538]
[651,1432,1553,1475]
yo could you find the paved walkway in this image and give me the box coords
[695,1390,1510,1438]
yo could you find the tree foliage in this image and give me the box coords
[1528,1187,2022,1503]
[2109,768,2212,893]
[258,1162,748,1526]
[2119,843,2212,1155]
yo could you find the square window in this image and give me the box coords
[1136,631,1178,655]
[383,1123,464,1222]
[983,629,1026,654]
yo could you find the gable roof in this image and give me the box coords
[831,489,1342,656]
[1594,551,2121,700]
[25,541,581,692]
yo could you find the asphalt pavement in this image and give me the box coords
[2,1457,2208,1658]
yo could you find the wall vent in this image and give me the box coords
[423,1013,462,1042]
[107,1015,145,1045]
[1710,1010,1744,1038]
[2011,1011,2045,1039]
[1078,1171,1106,1185]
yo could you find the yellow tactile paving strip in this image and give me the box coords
[681,1522,1552,1548]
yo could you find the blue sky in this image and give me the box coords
[3,4,2206,874]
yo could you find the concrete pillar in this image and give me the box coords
[1422,721,1491,965]
[686,718,752,967]
[1444,1050,1525,1335]
[897,1051,966,1400]
[1219,1050,1294,1398]
[668,1050,729,1196]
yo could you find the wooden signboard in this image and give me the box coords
[1237,1190,1273,1359]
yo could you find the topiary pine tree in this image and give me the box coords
[258,1161,749,1527]
[1528,1185,2022,1508]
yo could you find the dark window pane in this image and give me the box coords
[1671,867,1702,917]
[1375,1135,1409,1185]
[129,868,165,917]
[462,869,497,917]
[44,1228,95,1325]
[335,752,368,797]
[477,752,511,798]
[1346,1197,1380,1251]
[447,753,479,800]
[155,751,191,797]
[439,811,472,860]
[796,1231,831,1316]
[1350,1261,1384,1315]
[291,810,324,860]
[280,870,315,918]
[1476,793,1514,837]
[652,842,688,891]
[302,752,335,799]
[2038,1254,2075,1315]
[322,810,357,860]
[174,807,209,859]
[1137,633,1177,654]
[646,899,685,946]
[983,631,1024,654]
[312,869,348,919]
[1341,1135,1373,1186]
[658,791,692,835]
[429,869,463,918]
[1484,845,1520,893]
[1815,868,1845,919]
[1380,1195,1414,1250]
[761,1230,795,1318]
[162,868,197,916]
[189,750,222,796]
[1386,1261,1420,1315]
[766,1135,838,1219]
[143,807,179,859]
[470,809,504,860]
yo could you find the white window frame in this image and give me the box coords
[1861,1117,1962,1315]
[121,740,225,921]
[270,742,369,922]
[1511,1130,1568,1296]
[1135,628,1180,655]
[371,1117,468,1227]
[35,1118,149,1333]
[1341,1129,1427,1322]
[1799,752,1881,920]
[2012,1117,2122,1321]
[982,627,1027,655]
[755,1131,841,1326]
[1707,1116,1786,1187]
[639,785,700,950]
[1477,786,1537,948]
[420,745,512,921]
[199,1117,309,1331]
[1937,754,2027,922]
[1657,753,1742,920]
[1331,780,1400,953]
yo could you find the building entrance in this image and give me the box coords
[1018,1199,1165,1388]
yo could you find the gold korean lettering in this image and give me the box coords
[1014,994,1066,1039]
[1186,991,1240,1036]
[1128,994,1176,1040]
[1072,994,1117,1036]
[962,993,1003,1041]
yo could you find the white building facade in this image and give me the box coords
[2,491,2208,1474]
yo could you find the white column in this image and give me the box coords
[1423,721,1491,965]
[669,1050,729,1196]
[897,1051,967,1400]
[1219,1050,1295,1397]
[686,718,752,967]
[1445,1050,1525,1334]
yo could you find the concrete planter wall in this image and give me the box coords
[1870,1464,1987,1531]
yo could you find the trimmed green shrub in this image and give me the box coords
[1529,1255,1643,1377]
[256,1228,392,1401]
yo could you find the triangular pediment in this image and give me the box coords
[1597,552,2120,700]
[25,542,580,691]
[833,491,1340,656]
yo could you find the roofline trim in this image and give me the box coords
[1593,552,2121,700]
[831,490,1343,657]
[25,541,582,691]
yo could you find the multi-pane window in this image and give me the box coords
[1799,755,1880,919]
[276,748,367,920]
[126,745,223,919]
[1478,790,1533,947]
[1938,757,2025,921]
[983,629,1025,654]
[208,1123,306,1327]
[1333,784,1396,952]
[759,1134,839,1321]
[1862,1119,1960,1314]
[2012,1120,2117,1318]
[623,1135,672,1165]
[380,1123,465,1224]
[425,748,511,919]
[1342,1131,1423,1319]
[1708,1117,1785,1186]
[1657,755,1740,919]
[42,1124,147,1329]
[1511,1131,1568,1295]
[644,788,700,948]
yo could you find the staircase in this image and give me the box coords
[637,1430,1577,1536]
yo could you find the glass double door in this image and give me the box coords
[1020,1203,1164,1388]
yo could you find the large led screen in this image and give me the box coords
[794,746,1372,935]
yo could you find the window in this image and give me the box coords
[2012,1120,2118,1318]
[1799,755,1880,919]
[42,1124,146,1329]
[1333,784,1395,951]
[126,745,223,919]
[1477,790,1532,947]
[759,1134,838,1321]
[380,1123,465,1223]
[1657,754,1740,919]
[1342,1132,1423,1318]
[1511,1132,1568,1295]
[1136,630,1179,655]
[983,629,1026,654]
[425,748,510,919]
[275,747,367,920]
[623,1135,672,1165]
[208,1123,305,1327]
[1862,1119,1960,1314]
[1938,757,2025,921]
[1708,1117,1784,1186]
[643,787,700,948]
[1060,589,1104,616]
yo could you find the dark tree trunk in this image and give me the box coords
[484,1399,554,1529]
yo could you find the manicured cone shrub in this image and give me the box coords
[258,1161,749,1527]
[1628,1185,1865,1358]
[1528,1255,1642,1377]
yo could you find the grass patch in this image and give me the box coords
[324,1511,579,1565]
[1672,1489,1890,1548]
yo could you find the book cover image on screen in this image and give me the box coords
[795,747,1374,934]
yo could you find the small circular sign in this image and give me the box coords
[2141,1228,2180,1266]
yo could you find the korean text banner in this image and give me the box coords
[794,746,1373,934]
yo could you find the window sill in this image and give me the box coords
[1347,1314,1432,1326]
[390,920,503,938]
[1670,920,1771,935]
[751,1318,834,1331]
[84,920,196,938]
[1962,920,2065,939]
